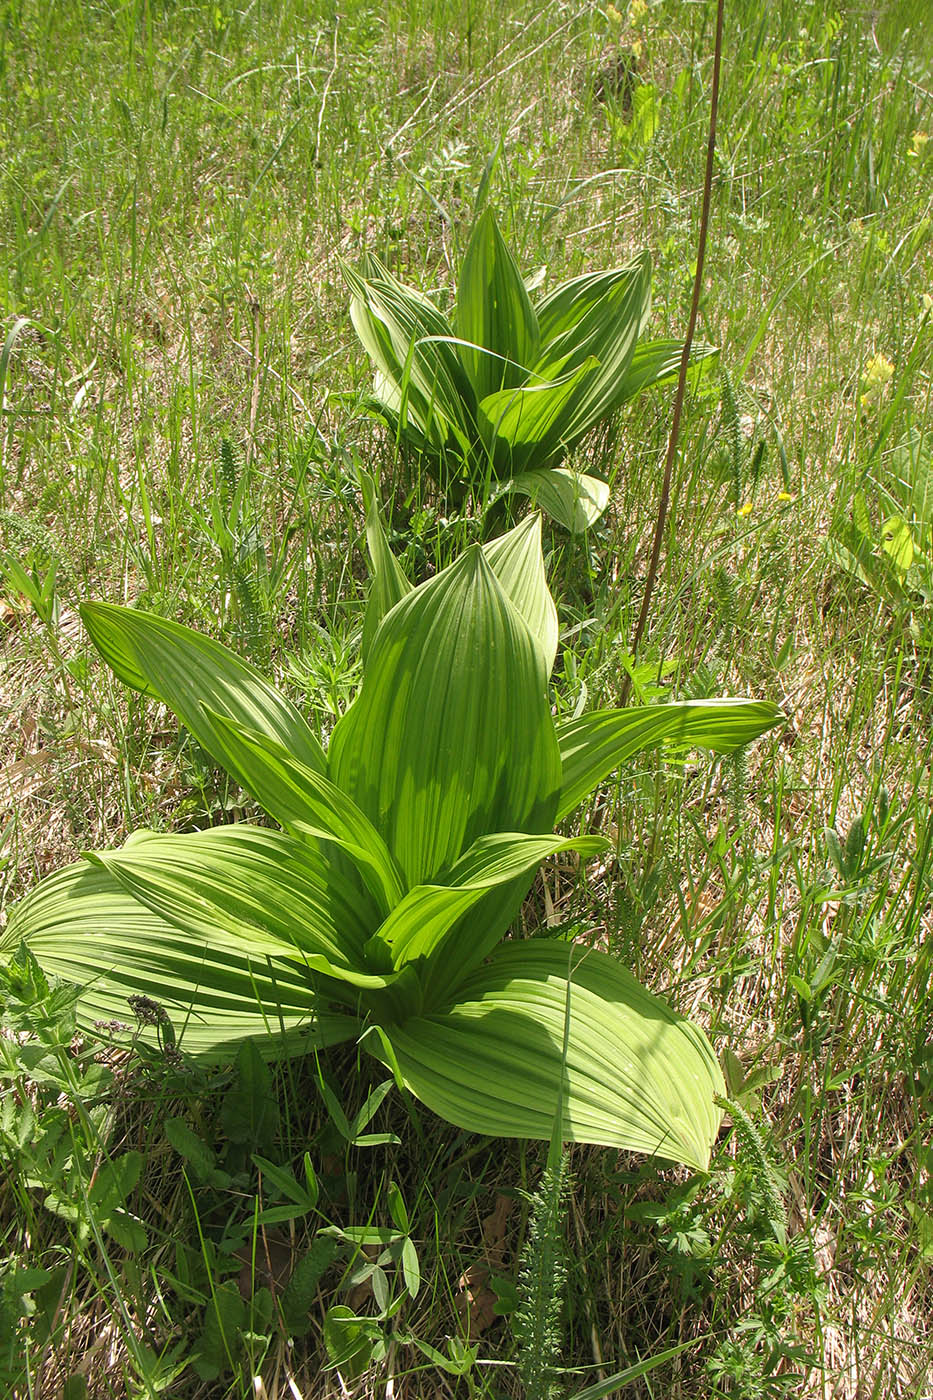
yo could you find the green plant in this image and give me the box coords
[514,1148,570,1400]
[828,429,933,643]
[0,945,158,1393]
[343,209,717,530]
[1,490,779,1168]
[0,512,80,711]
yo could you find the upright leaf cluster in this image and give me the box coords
[344,210,718,530]
[1,500,780,1169]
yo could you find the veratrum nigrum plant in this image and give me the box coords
[1,490,779,1168]
[343,210,718,531]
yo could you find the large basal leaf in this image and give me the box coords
[378,940,724,1169]
[359,471,412,665]
[556,700,783,822]
[531,256,652,445]
[481,512,559,675]
[478,359,598,475]
[616,337,719,401]
[206,712,406,916]
[1,860,359,1059]
[367,832,608,974]
[343,260,476,455]
[88,825,392,988]
[328,546,562,887]
[393,828,610,1012]
[505,468,610,534]
[534,256,652,366]
[455,209,539,400]
[81,602,327,783]
[359,489,557,682]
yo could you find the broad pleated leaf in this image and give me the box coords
[531,255,652,444]
[328,547,562,887]
[87,826,392,989]
[367,832,608,974]
[556,700,783,822]
[1,860,359,1058]
[455,209,539,399]
[359,471,412,664]
[360,497,558,679]
[616,337,719,401]
[81,602,326,782]
[396,826,611,1010]
[534,256,652,367]
[479,359,599,474]
[343,259,476,453]
[205,713,406,915]
[444,830,608,887]
[481,513,558,674]
[506,468,610,533]
[379,941,724,1168]
[344,230,723,529]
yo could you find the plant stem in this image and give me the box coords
[621,0,725,706]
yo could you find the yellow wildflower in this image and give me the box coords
[628,0,649,24]
[606,3,623,23]
[910,130,929,158]
[736,501,753,518]
[860,353,894,408]
[776,491,793,503]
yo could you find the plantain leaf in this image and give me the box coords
[379,941,724,1168]
[205,712,406,915]
[455,209,539,399]
[81,602,326,780]
[555,700,783,822]
[86,825,393,988]
[0,860,358,1058]
[481,513,558,675]
[505,468,610,533]
[328,546,562,887]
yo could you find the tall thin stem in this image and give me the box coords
[621,0,726,706]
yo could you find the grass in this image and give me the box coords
[2,0,933,1394]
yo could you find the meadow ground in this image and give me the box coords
[1,0,932,1396]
